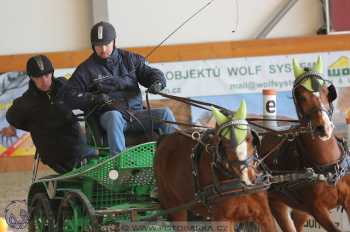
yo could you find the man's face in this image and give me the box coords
[94,40,114,59]
[31,73,52,92]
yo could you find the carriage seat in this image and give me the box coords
[85,115,158,148]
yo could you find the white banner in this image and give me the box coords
[55,51,350,100]
[153,51,350,98]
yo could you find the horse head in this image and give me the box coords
[292,57,337,141]
[212,100,259,185]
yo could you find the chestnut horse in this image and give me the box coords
[260,57,350,232]
[154,100,277,232]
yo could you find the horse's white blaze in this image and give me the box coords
[319,103,334,141]
[236,141,252,185]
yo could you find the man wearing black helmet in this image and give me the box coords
[0,55,96,174]
[63,21,177,156]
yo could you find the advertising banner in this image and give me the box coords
[1,51,350,156]
[0,72,34,157]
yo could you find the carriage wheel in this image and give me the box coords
[57,192,97,232]
[28,193,56,232]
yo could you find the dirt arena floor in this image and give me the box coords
[0,170,55,232]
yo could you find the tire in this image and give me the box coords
[28,193,56,232]
[56,192,97,232]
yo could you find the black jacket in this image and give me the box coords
[6,77,85,171]
[64,48,166,117]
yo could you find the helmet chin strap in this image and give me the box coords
[113,40,116,52]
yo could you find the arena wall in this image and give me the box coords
[1,34,350,172]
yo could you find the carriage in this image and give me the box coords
[26,100,277,232]
[27,129,166,231]
[26,100,182,231]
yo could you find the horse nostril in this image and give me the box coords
[315,126,326,135]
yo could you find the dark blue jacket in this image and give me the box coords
[6,77,87,172]
[64,49,166,117]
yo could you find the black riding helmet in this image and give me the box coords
[90,21,116,47]
[26,55,54,78]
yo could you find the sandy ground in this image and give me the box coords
[0,170,54,232]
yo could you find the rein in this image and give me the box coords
[148,90,310,178]
[146,92,330,218]
[149,91,304,130]
[156,92,231,113]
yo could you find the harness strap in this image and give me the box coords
[141,178,271,221]
[294,136,349,185]
[157,92,230,113]
[175,128,208,147]
[191,131,215,204]
[269,168,327,207]
[192,142,202,201]
[269,168,326,184]
[248,120,309,137]
[209,162,222,197]
[202,178,270,203]
[160,119,213,129]
[256,137,288,170]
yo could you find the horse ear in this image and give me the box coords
[313,56,323,74]
[292,58,305,79]
[233,100,248,145]
[212,107,229,126]
[233,100,247,120]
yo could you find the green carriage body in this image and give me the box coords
[27,142,170,231]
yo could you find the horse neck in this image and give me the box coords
[298,133,342,165]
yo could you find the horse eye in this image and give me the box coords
[296,94,306,102]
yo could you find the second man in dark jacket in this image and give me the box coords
[64,21,177,156]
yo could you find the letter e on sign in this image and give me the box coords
[263,89,277,117]
[266,100,276,113]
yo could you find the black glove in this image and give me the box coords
[92,93,112,106]
[148,82,163,94]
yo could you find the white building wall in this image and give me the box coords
[107,0,323,47]
[0,0,323,55]
[0,0,92,55]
